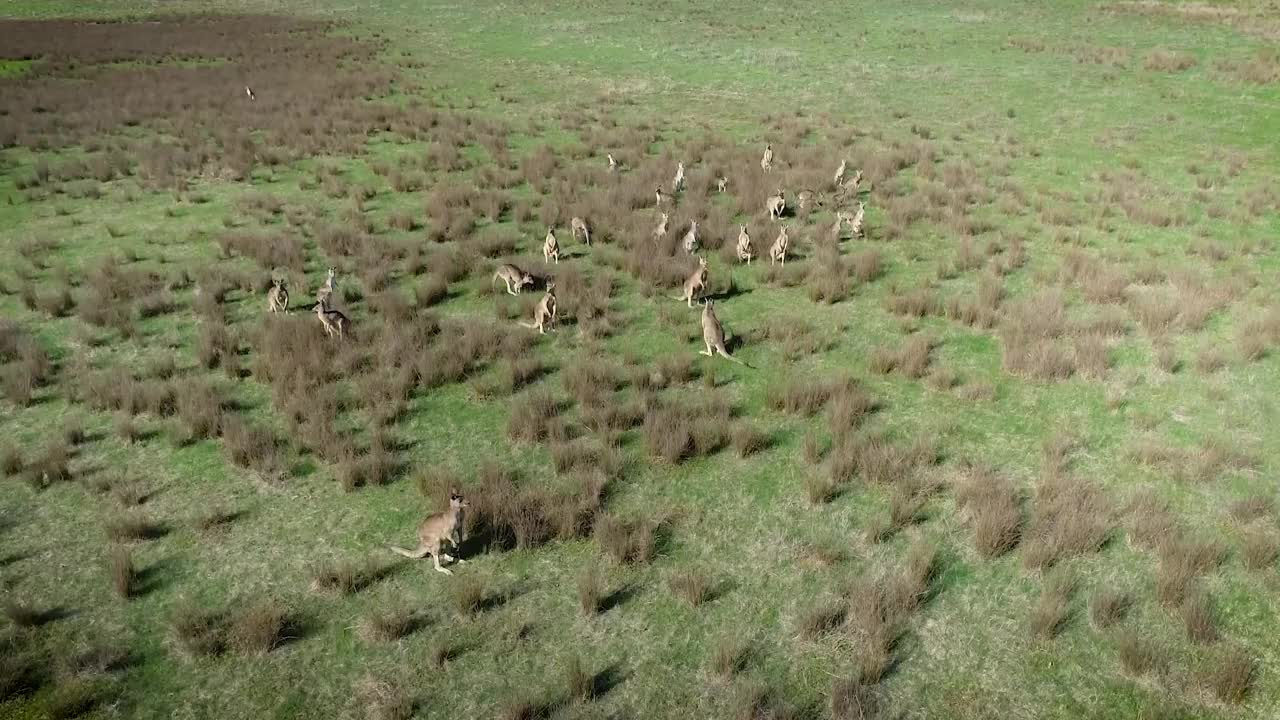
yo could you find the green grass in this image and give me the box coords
[2,2,1279,719]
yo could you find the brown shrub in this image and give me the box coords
[1089,588,1131,629]
[577,564,604,615]
[227,600,294,655]
[108,546,136,599]
[1201,646,1254,704]
[595,514,656,564]
[358,603,417,644]
[355,675,414,720]
[954,465,1022,558]
[506,390,565,445]
[711,636,751,677]
[798,600,846,640]
[1028,572,1073,640]
[731,424,770,458]
[668,569,712,607]
[1116,631,1162,677]
[1228,494,1274,523]
[1144,48,1197,72]
[1022,472,1111,571]
[170,602,225,657]
[1241,530,1279,571]
[1180,590,1217,644]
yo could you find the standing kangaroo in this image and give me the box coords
[769,226,790,266]
[519,282,558,334]
[672,161,686,192]
[315,299,351,340]
[700,300,747,365]
[315,267,336,308]
[543,227,560,264]
[833,159,847,187]
[266,278,289,313]
[761,143,774,172]
[570,216,591,247]
[607,153,617,172]
[767,190,786,220]
[653,212,669,242]
[389,492,469,575]
[674,256,708,307]
[848,202,866,239]
[736,225,754,265]
[682,220,699,254]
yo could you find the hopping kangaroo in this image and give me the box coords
[389,492,469,575]
[766,190,786,220]
[674,256,709,307]
[315,267,336,308]
[700,300,747,365]
[492,264,535,296]
[682,220,699,254]
[543,227,560,264]
[769,226,790,266]
[519,282,558,334]
[266,278,289,313]
[829,211,848,242]
[833,159,847,187]
[736,224,754,264]
[315,299,351,340]
[760,143,774,172]
[841,169,864,195]
[570,216,591,246]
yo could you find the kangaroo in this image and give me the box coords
[607,153,617,172]
[736,224,754,264]
[798,190,815,211]
[655,186,671,208]
[492,264,535,296]
[833,159,847,187]
[543,227,560,264]
[315,267,337,308]
[653,212,669,242]
[316,299,351,340]
[767,189,786,220]
[829,212,848,242]
[760,143,774,172]
[245,85,256,101]
[389,492,469,575]
[717,176,728,193]
[673,256,708,307]
[769,226,790,266]
[848,202,866,238]
[570,216,591,246]
[700,300,747,365]
[519,282,557,334]
[266,278,289,313]
[672,161,686,192]
[841,169,864,195]
[682,220,699,254]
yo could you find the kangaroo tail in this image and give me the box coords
[517,321,539,329]
[719,347,752,368]
[389,543,431,559]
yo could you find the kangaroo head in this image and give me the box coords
[449,491,470,510]
[660,212,668,222]
[545,280,557,294]
[327,267,336,279]
[698,256,708,268]
[691,221,698,230]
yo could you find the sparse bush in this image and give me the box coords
[711,636,750,677]
[1089,588,1130,629]
[577,564,604,615]
[668,570,712,607]
[954,465,1021,558]
[104,513,165,542]
[798,600,846,639]
[227,600,293,655]
[355,675,414,720]
[1241,530,1279,571]
[108,546,135,599]
[1116,631,1161,676]
[1029,572,1073,640]
[450,575,488,617]
[595,514,656,564]
[1180,591,1217,644]
[1202,646,1254,704]
[358,602,417,643]
[731,424,770,457]
[170,602,225,657]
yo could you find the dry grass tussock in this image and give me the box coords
[953,464,1022,558]
[1022,470,1112,571]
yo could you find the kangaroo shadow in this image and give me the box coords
[599,584,639,614]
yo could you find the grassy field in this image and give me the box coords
[1,1,1279,718]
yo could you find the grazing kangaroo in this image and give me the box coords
[674,256,709,307]
[761,143,774,172]
[736,224,754,264]
[315,267,337,308]
[519,282,557,334]
[767,189,786,220]
[316,299,351,340]
[245,85,256,101]
[848,202,866,238]
[492,264,535,296]
[672,161,686,192]
[682,220,699,254]
[717,176,728,193]
[700,300,747,365]
[653,212,669,242]
[833,159,847,187]
[570,216,591,247]
[607,153,617,172]
[769,226,790,266]
[389,492,469,575]
[543,227,560,264]
[266,278,289,313]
